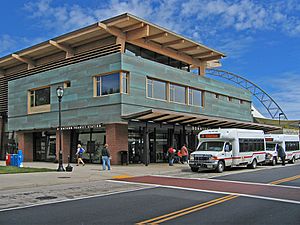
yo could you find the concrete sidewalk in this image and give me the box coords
[0,160,189,191]
[0,161,191,210]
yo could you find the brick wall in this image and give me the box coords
[56,130,71,163]
[17,132,33,161]
[106,123,128,164]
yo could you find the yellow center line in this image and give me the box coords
[135,195,237,225]
[269,174,300,185]
[135,173,300,224]
[152,195,239,224]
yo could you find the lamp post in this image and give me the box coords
[56,86,65,172]
[298,121,300,140]
[278,112,284,125]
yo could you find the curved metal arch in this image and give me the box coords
[206,68,288,120]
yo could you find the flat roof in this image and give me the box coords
[0,13,225,71]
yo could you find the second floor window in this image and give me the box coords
[170,84,186,104]
[95,71,128,96]
[147,78,167,100]
[30,87,50,107]
[189,88,202,107]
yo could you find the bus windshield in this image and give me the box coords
[198,142,224,152]
[266,143,276,151]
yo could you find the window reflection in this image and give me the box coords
[95,72,128,97]
[147,78,166,100]
[170,84,186,104]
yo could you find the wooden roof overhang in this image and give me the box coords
[122,109,280,132]
[0,13,225,76]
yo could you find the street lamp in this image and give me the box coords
[56,86,65,172]
[278,112,284,125]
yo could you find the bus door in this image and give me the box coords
[224,142,233,166]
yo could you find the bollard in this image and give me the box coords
[65,155,73,172]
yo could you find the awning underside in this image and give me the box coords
[122,109,280,132]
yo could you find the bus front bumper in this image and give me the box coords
[189,160,218,169]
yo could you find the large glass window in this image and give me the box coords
[30,87,50,107]
[170,84,186,104]
[188,88,202,107]
[147,78,167,100]
[95,72,128,96]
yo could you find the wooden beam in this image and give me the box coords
[129,38,202,67]
[192,51,213,58]
[145,32,168,41]
[162,39,185,47]
[106,16,130,27]
[98,22,126,39]
[49,40,75,58]
[198,61,206,76]
[178,46,200,52]
[12,54,35,69]
[116,36,126,53]
[0,69,4,78]
[122,22,144,32]
[126,25,150,41]
[200,55,222,61]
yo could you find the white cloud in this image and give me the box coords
[0,35,16,56]
[259,72,300,120]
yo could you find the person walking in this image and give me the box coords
[276,144,286,166]
[101,143,111,170]
[180,144,189,164]
[168,146,175,166]
[75,144,85,166]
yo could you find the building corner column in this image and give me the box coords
[17,132,33,162]
[106,123,128,165]
[56,130,71,163]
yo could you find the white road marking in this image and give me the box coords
[109,180,300,205]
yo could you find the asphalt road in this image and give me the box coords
[1,164,299,225]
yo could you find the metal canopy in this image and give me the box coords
[122,109,280,132]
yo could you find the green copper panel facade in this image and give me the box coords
[8,52,252,132]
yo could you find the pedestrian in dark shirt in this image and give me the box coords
[101,144,111,170]
[276,144,286,166]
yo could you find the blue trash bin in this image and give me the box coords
[17,150,23,167]
[13,154,18,167]
[10,154,15,166]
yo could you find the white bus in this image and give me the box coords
[265,134,300,165]
[189,129,266,173]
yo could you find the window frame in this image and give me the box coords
[188,87,203,107]
[28,85,51,114]
[146,77,167,101]
[169,83,186,105]
[93,71,129,97]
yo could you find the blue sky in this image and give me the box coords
[1,0,300,120]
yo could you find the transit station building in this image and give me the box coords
[0,14,278,164]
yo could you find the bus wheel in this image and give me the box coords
[191,167,199,172]
[271,157,277,166]
[216,161,225,173]
[249,159,257,169]
[289,157,295,164]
